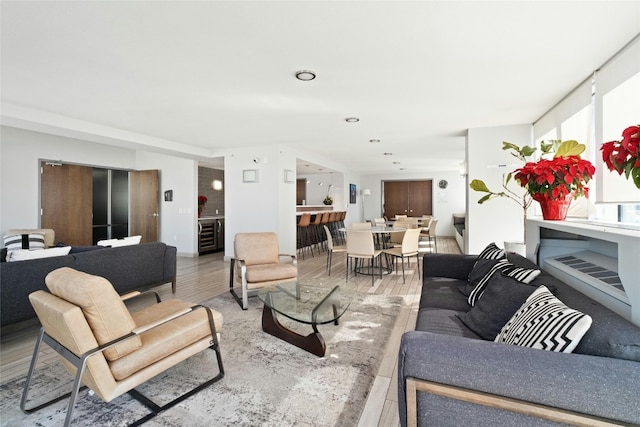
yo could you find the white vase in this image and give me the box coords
[504,241,526,257]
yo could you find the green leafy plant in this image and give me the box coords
[469,141,537,242]
[323,195,333,205]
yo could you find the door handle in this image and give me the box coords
[198,223,202,234]
[148,213,159,217]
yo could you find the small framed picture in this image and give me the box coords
[350,184,357,204]
[284,169,295,183]
[243,169,258,183]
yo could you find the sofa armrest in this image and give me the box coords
[422,254,477,280]
[398,331,640,427]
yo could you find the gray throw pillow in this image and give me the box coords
[458,271,537,340]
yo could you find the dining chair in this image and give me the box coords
[230,232,297,309]
[21,267,224,427]
[324,225,346,275]
[372,218,386,226]
[346,229,382,286]
[421,218,438,252]
[382,228,421,283]
[388,220,408,248]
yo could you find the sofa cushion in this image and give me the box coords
[496,285,592,353]
[458,272,537,340]
[45,267,142,361]
[420,277,471,311]
[539,274,640,362]
[416,308,481,339]
[468,259,541,306]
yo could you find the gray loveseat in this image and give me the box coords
[1,242,177,327]
[398,252,640,426]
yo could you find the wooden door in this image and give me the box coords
[408,180,433,216]
[130,170,159,243]
[296,179,307,205]
[383,181,409,218]
[41,162,93,245]
[383,180,433,218]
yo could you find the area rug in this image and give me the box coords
[0,292,403,426]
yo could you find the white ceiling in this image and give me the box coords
[2,1,639,175]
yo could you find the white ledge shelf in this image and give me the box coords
[526,218,640,326]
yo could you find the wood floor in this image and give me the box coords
[0,236,461,426]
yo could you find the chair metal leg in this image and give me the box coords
[229,258,251,310]
[21,328,94,427]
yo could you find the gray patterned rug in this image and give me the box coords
[0,292,403,426]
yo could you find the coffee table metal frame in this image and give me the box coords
[257,279,357,357]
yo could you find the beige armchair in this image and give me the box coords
[21,267,224,427]
[229,232,297,309]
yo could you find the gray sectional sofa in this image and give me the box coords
[398,252,640,426]
[1,242,177,327]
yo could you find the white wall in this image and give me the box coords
[298,173,344,206]
[0,126,136,233]
[466,124,533,254]
[0,126,202,256]
[222,144,297,257]
[135,151,198,256]
[360,171,466,237]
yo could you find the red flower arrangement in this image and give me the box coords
[197,195,207,217]
[514,155,596,201]
[513,140,595,221]
[600,124,640,189]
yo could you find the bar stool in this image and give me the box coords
[309,212,323,253]
[297,213,314,259]
[319,212,331,250]
[328,211,340,246]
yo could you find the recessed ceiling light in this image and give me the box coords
[383,152,393,156]
[295,70,316,81]
[393,161,400,164]
[345,117,359,123]
[369,139,380,143]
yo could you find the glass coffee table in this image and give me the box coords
[257,278,358,356]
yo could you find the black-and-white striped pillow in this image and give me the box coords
[3,233,45,251]
[468,242,507,284]
[495,285,592,353]
[467,259,541,306]
[477,242,505,260]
